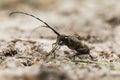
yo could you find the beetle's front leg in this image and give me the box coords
[53,51,56,58]
[46,43,59,58]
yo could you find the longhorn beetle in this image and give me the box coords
[9,11,94,60]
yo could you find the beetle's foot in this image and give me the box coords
[53,52,56,59]
[89,54,94,60]
[70,55,76,61]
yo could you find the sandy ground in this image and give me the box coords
[0,0,120,80]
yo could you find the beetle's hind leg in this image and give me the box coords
[71,52,94,60]
[88,53,94,60]
[77,48,94,60]
[70,52,81,60]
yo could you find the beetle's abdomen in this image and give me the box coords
[77,47,90,54]
[65,36,90,54]
[65,36,82,49]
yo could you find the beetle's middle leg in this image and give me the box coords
[72,48,94,60]
[78,48,94,60]
[71,52,82,60]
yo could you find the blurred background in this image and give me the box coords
[0,0,120,80]
[0,0,120,37]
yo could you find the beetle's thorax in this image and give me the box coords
[57,35,83,49]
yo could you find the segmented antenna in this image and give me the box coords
[9,11,60,36]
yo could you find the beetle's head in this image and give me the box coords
[56,35,69,45]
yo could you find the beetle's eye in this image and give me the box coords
[65,37,68,39]
[59,41,63,45]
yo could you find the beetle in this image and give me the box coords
[9,11,94,60]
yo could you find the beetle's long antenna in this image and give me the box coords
[9,11,60,36]
[28,25,47,38]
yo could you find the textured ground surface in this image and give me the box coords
[0,0,120,80]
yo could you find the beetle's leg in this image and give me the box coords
[52,43,60,49]
[77,48,94,60]
[52,43,56,58]
[50,39,60,55]
[46,38,61,58]
[52,43,56,48]
[71,52,80,60]
[72,55,76,60]
[53,51,56,58]
[52,43,58,57]
[77,48,87,51]
[88,54,94,60]
[72,52,89,60]
[70,51,79,60]
[46,44,58,57]
[46,43,56,56]
[77,55,82,60]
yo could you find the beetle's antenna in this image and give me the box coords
[28,25,47,38]
[9,11,60,36]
